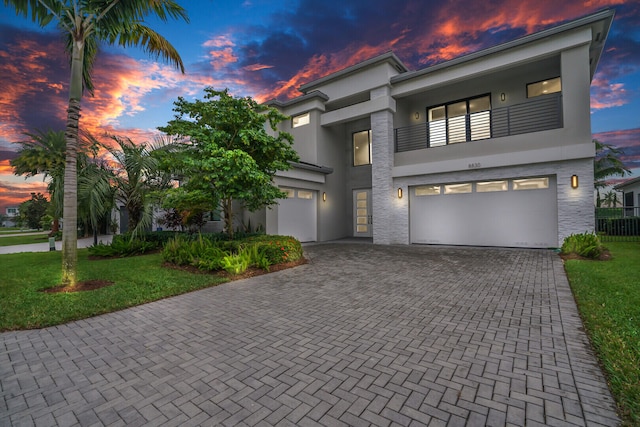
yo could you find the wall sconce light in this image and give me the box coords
[322,192,327,202]
[414,112,420,120]
[500,92,506,102]
[397,188,403,198]
[571,175,579,189]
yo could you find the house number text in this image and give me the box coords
[468,162,481,169]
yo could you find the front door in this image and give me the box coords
[353,189,372,237]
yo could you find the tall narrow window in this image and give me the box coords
[447,101,467,144]
[469,96,491,140]
[353,130,372,166]
[428,106,446,147]
[527,77,561,98]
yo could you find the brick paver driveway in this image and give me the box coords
[1,243,620,426]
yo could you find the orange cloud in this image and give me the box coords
[244,64,275,71]
[0,178,48,210]
[202,34,239,70]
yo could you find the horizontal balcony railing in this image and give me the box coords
[395,94,563,153]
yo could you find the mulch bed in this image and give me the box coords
[42,280,115,293]
[559,249,612,261]
[163,257,308,280]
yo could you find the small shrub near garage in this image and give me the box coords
[162,234,303,275]
[561,232,605,260]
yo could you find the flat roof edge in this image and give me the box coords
[299,51,408,93]
[391,8,615,84]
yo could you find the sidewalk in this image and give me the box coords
[0,234,113,255]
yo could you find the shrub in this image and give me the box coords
[162,234,228,270]
[248,235,303,265]
[561,232,604,259]
[161,234,301,274]
[89,235,159,257]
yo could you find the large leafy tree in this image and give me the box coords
[5,0,188,286]
[19,192,50,230]
[594,139,631,207]
[158,88,299,238]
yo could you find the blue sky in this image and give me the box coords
[0,0,638,209]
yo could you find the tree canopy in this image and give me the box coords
[19,192,50,230]
[158,88,299,237]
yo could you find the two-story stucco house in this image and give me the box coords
[245,9,614,248]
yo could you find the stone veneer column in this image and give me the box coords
[370,85,396,245]
[557,158,595,243]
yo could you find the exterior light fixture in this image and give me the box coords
[571,175,579,189]
[414,112,420,120]
[500,92,506,102]
[322,192,326,202]
[398,188,403,198]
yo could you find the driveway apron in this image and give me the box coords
[0,243,619,426]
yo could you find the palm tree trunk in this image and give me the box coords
[61,36,85,287]
[61,98,80,286]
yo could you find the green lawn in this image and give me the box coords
[564,241,640,426]
[0,250,227,331]
[0,233,51,246]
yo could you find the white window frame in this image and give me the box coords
[527,77,561,98]
[353,130,372,166]
[292,112,310,128]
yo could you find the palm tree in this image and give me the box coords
[11,129,68,234]
[5,1,188,286]
[594,139,631,207]
[104,135,173,236]
[78,160,116,244]
[12,129,117,238]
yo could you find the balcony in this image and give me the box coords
[395,94,563,153]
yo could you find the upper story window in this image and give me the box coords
[292,112,310,128]
[427,94,491,147]
[527,77,561,98]
[353,130,372,166]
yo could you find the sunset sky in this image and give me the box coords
[0,0,639,212]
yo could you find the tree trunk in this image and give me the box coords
[61,36,85,287]
[61,99,80,286]
[223,197,234,239]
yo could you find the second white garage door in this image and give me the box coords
[410,176,558,248]
[277,188,317,242]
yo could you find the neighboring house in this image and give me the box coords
[3,207,19,227]
[244,9,614,248]
[614,176,640,217]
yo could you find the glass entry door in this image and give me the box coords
[353,189,372,237]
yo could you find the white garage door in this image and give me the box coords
[410,177,558,248]
[277,188,317,242]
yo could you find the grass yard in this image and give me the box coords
[564,241,640,426]
[0,233,51,246]
[0,250,227,331]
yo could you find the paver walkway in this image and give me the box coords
[0,244,620,426]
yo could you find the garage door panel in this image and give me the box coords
[278,189,317,242]
[410,177,557,248]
